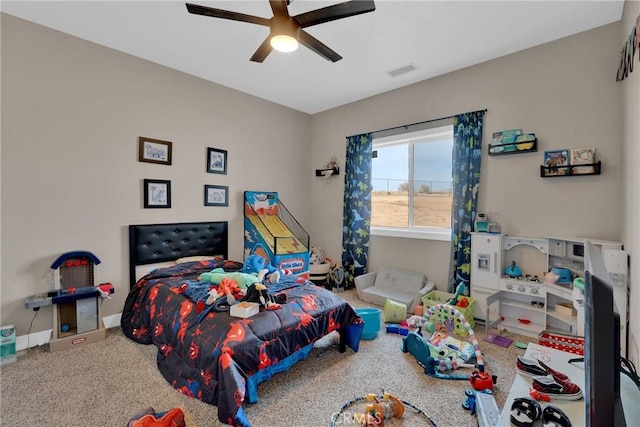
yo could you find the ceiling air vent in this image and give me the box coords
[386,63,418,78]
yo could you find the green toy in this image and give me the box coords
[198,268,260,291]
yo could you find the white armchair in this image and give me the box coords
[354,266,435,313]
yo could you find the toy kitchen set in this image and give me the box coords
[469,231,629,355]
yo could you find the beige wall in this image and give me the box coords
[620,0,640,366]
[1,14,312,336]
[310,22,624,291]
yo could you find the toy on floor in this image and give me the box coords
[126,407,185,427]
[462,388,493,414]
[386,323,409,336]
[469,370,496,391]
[330,390,437,427]
[361,392,405,426]
[402,303,490,382]
[328,263,345,292]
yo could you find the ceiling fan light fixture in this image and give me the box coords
[270,34,299,53]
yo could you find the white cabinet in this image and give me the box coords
[470,234,628,348]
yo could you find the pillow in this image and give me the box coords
[135,261,177,282]
[175,255,223,264]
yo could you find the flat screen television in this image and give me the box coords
[584,240,626,427]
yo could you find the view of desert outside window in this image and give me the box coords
[371,190,452,228]
[372,138,453,228]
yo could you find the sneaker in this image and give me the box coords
[516,357,569,381]
[532,375,583,400]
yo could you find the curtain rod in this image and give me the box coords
[348,108,488,138]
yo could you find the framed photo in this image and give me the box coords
[204,185,229,207]
[139,137,172,165]
[207,148,227,174]
[144,179,171,208]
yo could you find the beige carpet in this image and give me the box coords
[0,289,535,426]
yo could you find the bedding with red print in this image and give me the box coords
[121,259,362,426]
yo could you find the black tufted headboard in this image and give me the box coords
[128,221,228,289]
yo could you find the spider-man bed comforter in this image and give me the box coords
[121,260,363,426]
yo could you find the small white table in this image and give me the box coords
[498,343,640,426]
[498,343,585,426]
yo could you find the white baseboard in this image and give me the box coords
[103,313,121,329]
[16,329,52,351]
[16,312,123,351]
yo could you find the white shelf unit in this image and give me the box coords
[471,233,627,348]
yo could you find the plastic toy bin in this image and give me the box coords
[355,308,381,340]
[421,291,475,336]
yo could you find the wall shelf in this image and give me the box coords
[540,161,601,178]
[488,138,537,156]
[315,167,339,177]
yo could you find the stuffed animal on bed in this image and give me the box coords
[198,268,260,291]
[206,277,245,306]
[242,254,290,284]
[241,283,287,310]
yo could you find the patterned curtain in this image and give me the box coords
[341,133,373,288]
[449,111,484,292]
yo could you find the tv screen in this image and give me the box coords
[584,241,626,427]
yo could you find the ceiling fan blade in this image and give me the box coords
[298,29,342,62]
[269,0,290,18]
[293,0,375,28]
[250,37,274,63]
[186,3,271,27]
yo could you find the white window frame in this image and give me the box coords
[371,124,453,242]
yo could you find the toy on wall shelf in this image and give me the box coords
[315,156,340,177]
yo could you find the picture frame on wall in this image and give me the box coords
[138,137,172,165]
[144,179,171,208]
[204,185,229,207]
[207,148,227,174]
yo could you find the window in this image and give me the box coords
[371,124,453,240]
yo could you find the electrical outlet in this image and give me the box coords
[629,333,639,367]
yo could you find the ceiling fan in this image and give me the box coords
[185,1,376,63]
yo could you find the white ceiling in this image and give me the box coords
[1,1,624,114]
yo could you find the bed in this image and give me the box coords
[121,221,364,427]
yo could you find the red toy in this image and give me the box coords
[469,370,496,391]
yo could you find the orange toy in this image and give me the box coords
[363,393,405,426]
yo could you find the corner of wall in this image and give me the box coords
[629,332,639,367]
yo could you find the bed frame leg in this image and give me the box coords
[339,328,346,353]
